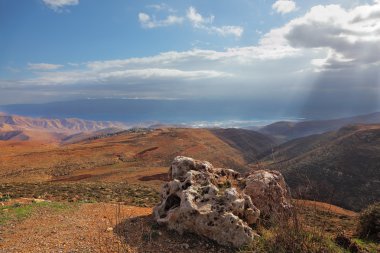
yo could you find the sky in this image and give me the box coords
[1,0,380,119]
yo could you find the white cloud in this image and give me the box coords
[13,68,232,86]
[99,69,231,81]
[209,26,244,37]
[42,0,79,11]
[27,63,64,71]
[272,0,297,14]
[275,1,380,71]
[187,6,215,27]
[138,6,243,37]
[147,3,176,13]
[138,12,184,28]
[85,45,297,73]
[186,7,243,38]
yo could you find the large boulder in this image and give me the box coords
[154,156,292,247]
[244,170,292,218]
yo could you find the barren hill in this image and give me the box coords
[260,124,380,211]
[0,128,264,184]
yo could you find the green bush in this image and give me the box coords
[357,202,380,242]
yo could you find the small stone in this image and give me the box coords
[32,198,45,203]
[181,243,190,249]
[106,227,113,232]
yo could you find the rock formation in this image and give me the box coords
[244,170,293,218]
[154,156,292,247]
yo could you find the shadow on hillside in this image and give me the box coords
[114,214,234,253]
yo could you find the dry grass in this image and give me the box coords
[0,128,248,184]
[0,182,159,207]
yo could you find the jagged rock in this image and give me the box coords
[154,156,292,247]
[243,170,292,218]
[154,156,260,247]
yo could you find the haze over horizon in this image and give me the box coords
[1,0,380,121]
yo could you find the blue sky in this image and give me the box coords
[1,0,380,118]
[0,0,297,70]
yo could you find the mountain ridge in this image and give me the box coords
[0,113,128,132]
[259,112,380,141]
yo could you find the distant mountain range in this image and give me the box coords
[0,113,129,141]
[258,112,380,141]
[0,114,128,132]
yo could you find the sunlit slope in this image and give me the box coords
[0,128,251,184]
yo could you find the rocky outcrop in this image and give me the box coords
[154,156,292,247]
[244,170,292,218]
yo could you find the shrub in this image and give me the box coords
[357,202,380,242]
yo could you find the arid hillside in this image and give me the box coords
[260,124,380,211]
[0,128,268,186]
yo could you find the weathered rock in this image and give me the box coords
[154,156,292,247]
[244,170,292,218]
[154,156,260,247]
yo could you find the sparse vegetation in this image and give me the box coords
[241,228,346,253]
[0,182,159,207]
[239,203,351,253]
[0,201,74,225]
[357,202,380,242]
